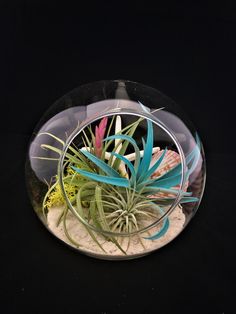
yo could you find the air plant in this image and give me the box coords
[36,112,200,254]
[94,117,108,157]
[72,115,200,240]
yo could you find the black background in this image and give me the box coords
[1,1,235,313]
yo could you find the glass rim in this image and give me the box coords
[58,105,187,237]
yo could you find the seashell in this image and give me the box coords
[150,149,181,178]
[150,149,188,199]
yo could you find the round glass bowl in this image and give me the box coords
[26,80,206,260]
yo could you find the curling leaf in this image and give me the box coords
[111,119,141,171]
[110,152,136,186]
[95,186,110,231]
[104,134,140,170]
[144,218,169,240]
[143,205,169,240]
[80,149,120,178]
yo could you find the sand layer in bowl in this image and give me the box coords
[47,205,185,260]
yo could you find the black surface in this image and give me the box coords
[1,2,235,313]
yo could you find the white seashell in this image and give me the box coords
[150,149,181,178]
[150,149,188,198]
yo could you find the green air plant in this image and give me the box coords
[36,112,200,254]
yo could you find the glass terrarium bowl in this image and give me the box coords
[26,80,206,260]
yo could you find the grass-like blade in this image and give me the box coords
[76,183,106,252]
[95,186,126,254]
[40,144,86,167]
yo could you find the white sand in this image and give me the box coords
[47,205,185,259]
